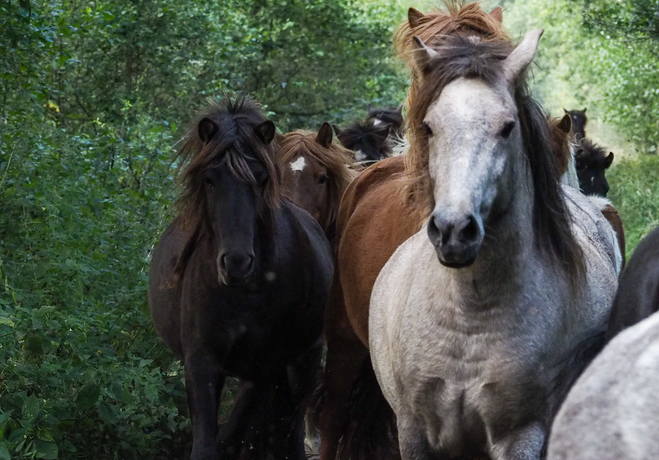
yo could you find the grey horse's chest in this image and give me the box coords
[398,301,551,454]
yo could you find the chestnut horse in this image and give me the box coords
[148,97,333,460]
[318,4,509,460]
[278,122,355,242]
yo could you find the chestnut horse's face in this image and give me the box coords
[421,30,543,268]
[282,154,329,225]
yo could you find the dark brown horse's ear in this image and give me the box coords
[604,152,614,168]
[198,117,219,144]
[255,120,276,145]
[316,122,333,149]
[558,114,572,134]
[408,7,424,28]
[490,6,503,23]
[332,124,342,136]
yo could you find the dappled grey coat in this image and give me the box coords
[548,310,659,460]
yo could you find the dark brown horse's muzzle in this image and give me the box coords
[218,252,254,286]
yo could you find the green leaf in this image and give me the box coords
[22,395,41,425]
[34,439,57,459]
[75,384,100,411]
[98,402,116,425]
[7,428,25,445]
[0,442,9,460]
[0,317,14,327]
[24,334,43,354]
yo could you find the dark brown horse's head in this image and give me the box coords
[278,123,354,232]
[575,138,614,197]
[334,120,392,163]
[174,97,281,286]
[564,108,587,139]
[365,105,405,138]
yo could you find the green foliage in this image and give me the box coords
[0,0,406,458]
[504,0,659,152]
[608,155,659,257]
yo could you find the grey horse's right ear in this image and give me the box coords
[502,29,543,83]
[332,124,342,136]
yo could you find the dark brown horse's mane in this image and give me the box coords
[279,130,354,231]
[336,121,392,158]
[171,96,281,283]
[576,138,611,168]
[401,25,585,278]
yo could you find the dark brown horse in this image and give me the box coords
[278,122,355,240]
[564,107,587,140]
[318,5,509,460]
[334,120,393,164]
[365,105,406,139]
[148,97,333,460]
[575,138,614,196]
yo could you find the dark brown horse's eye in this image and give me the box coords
[318,174,328,185]
[500,121,516,139]
[421,122,433,137]
[204,178,214,188]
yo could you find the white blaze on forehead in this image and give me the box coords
[372,119,383,126]
[290,156,306,172]
[354,150,367,161]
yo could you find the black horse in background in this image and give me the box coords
[148,97,333,460]
[565,107,615,197]
[334,105,404,164]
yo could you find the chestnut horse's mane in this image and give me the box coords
[396,2,585,279]
[279,130,355,230]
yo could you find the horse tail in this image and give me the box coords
[337,357,399,460]
[304,366,326,456]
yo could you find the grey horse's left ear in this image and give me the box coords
[316,122,333,149]
[413,35,438,69]
[502,29,543,82]
[558,114,572,134]
[255,120,276,145]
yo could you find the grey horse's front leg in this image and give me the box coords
[489,421,546,460]
[185,348,225,460]
[397,415,437,460]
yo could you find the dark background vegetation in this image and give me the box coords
[1,0,658,458]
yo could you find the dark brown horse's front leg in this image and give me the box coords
[185,349,225,460]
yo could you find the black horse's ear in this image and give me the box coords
[198,117,219,144]
[563,108,569,115]
[583,107,587,113]
[558,114,572,134]
[604,152,614,168]
[408,7,424,28]
[332,124,342,136]
[255,120,276,145]
[316,122,333,149]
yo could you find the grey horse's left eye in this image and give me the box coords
[500,121,516,139]
[421,122,433,137]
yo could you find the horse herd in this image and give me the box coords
[147,3,659,459]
